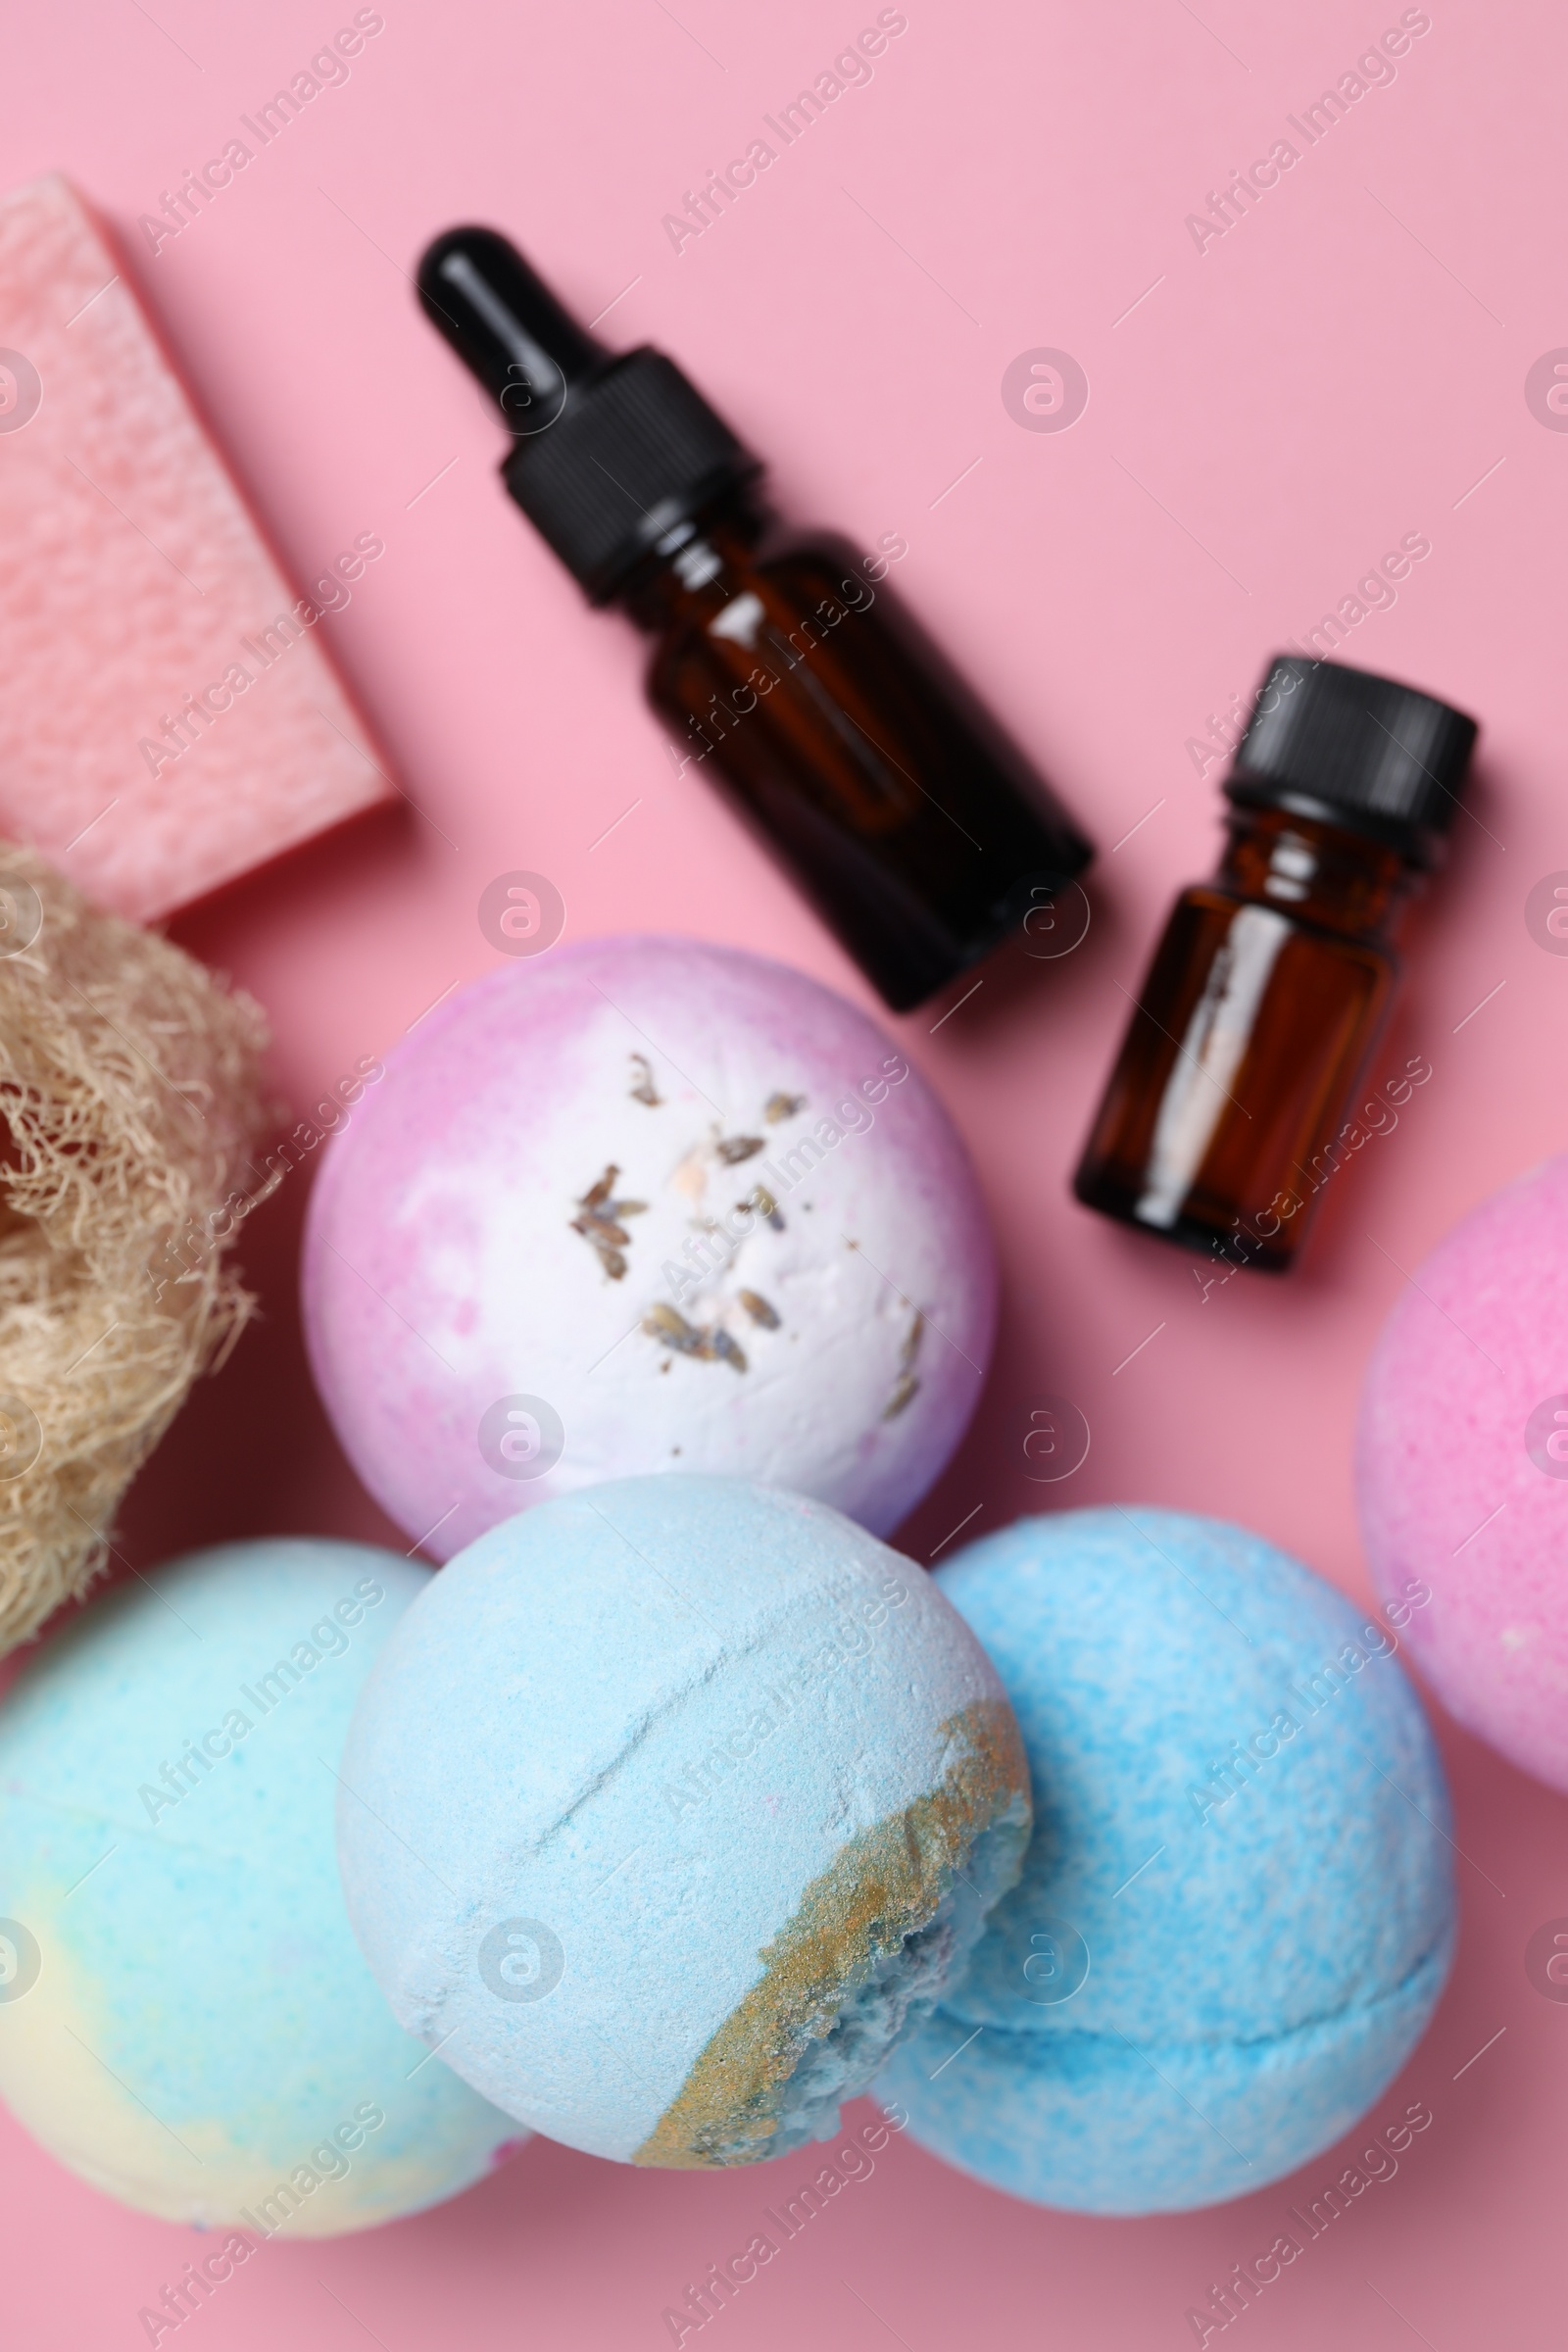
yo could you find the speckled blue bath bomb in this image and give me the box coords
[0,1541,517,2232]
[877,1508,1455,2214]
[337,1475,1032,2167]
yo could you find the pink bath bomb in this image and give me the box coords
[1356,1152,1568,1790]
[302,936,996,1557]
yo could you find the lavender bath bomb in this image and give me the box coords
[1357,1152,1568,1790]
[336,1475,1031,2166]
[301,936,995,1559]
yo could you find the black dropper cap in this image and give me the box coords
[1226,656,1479,867]
[417,227,762,604]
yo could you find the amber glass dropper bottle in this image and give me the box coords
[1073,656,1478,1273]
[416,226,1093,1012]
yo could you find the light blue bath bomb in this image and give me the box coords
[337,1475,1032,2167]
[0,1541,518,2233]
[877,1508,1455,2214]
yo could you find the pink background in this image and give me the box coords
[4,0,1566,2343]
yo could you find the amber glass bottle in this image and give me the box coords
[417,227,1093,1011]
[1073,657,1478,1273]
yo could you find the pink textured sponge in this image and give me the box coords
[1356,1153,1568,1791]
[0,174,391,921]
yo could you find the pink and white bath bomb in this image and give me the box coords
[1356,1152,1568,1791]
[302,935,996,1557]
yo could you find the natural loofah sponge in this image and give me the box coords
[0,842,270,1651]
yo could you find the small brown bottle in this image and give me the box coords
[417,227,1093,1012]
[1073,657,1478,1273]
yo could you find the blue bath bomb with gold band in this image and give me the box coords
[336,1474,1032,2166]
[876,1507,1454,2213]
[0,1541,516,2232]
